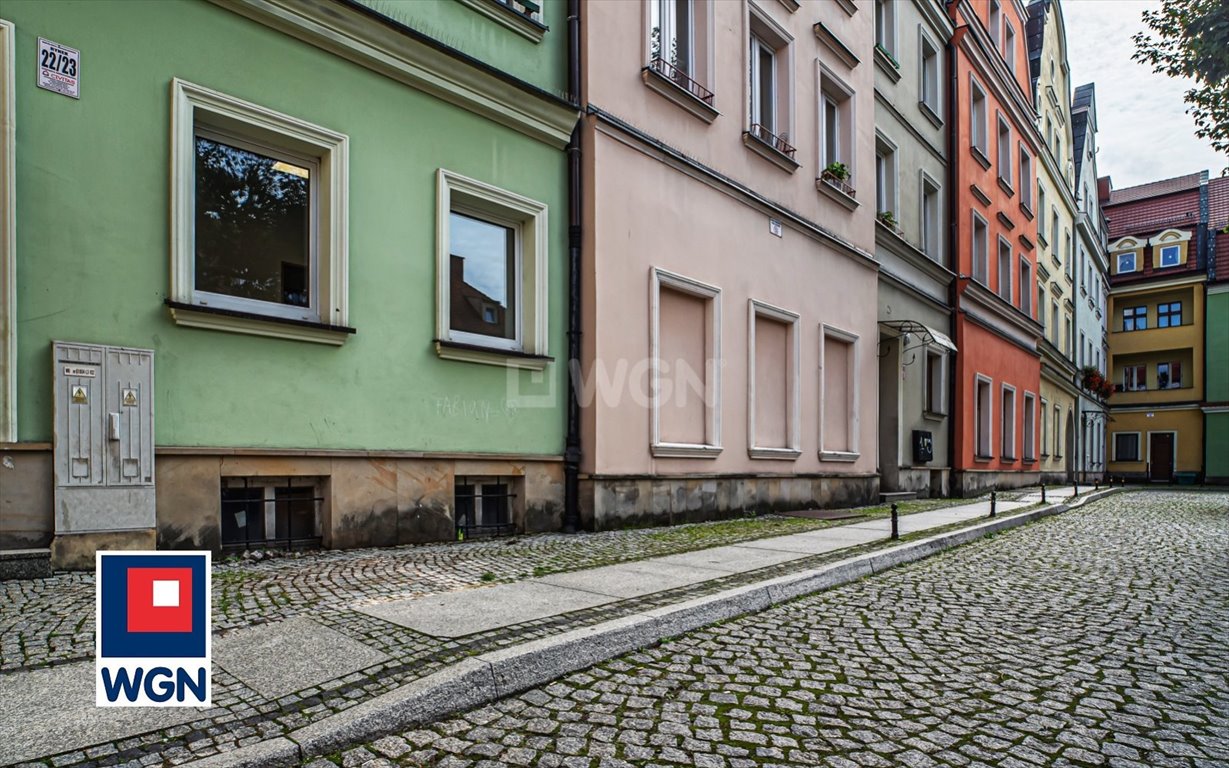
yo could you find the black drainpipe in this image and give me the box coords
[945,19,962,497]
[563,0,582,532]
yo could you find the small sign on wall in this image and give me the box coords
[37,37,79,99]
[769,218,783,238]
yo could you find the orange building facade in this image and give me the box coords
[949,0,1044,494]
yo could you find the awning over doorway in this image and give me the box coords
[878,319,957,353]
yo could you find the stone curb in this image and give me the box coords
[184,487,1122,767]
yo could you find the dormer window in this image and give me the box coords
[1117,252,1137,274]
[1158,245,1181,268]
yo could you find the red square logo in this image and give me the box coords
[126,568,194,634]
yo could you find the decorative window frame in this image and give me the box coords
[874,132,898,218]
[436,168,550,370]
[747,299,801,460]
[919,171,942,261]
[1148,228,1191,269]
[817,63,857,206]
[0,18,13,441]
[968,74,989,163]
[650,268,723,458]
[996,235,1013,303]
[643,0,718,121]
[1022,390,1036,461]
[169,79,351,345]
[971,211,989,285]
[819,324,860,462]
[917,27,942,125]
[1000,382,1017,460]
[973,373,994,460]
[923,348,948,419]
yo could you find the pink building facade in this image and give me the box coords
[577,0,881,527]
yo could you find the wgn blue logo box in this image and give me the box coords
[95,551,212,707]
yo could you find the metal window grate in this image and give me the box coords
[747,123,797,159]
[455,476,516,539]
[220,477,323,552]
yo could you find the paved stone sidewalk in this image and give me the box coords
[341,489,1228,768]
[0,487,1070,766]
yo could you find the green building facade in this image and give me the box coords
[0,0,576,566]
[1206,175,1229,483]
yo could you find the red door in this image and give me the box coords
[1149,433,1174,482]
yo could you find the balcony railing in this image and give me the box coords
[746,123,798,161]
[646,57,714,104]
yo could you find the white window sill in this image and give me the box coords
[749,447,802,460]
[435,339,552,371]
[820,450,859,463]
[166,301,354,345]
[743,132,800,173]
[651,443,723,459]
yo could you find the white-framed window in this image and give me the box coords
[1117,251,1137,274]
[1051,301,1060,345]
[1158,245,1181,268]
[747,300,801,459]
[924,349,948,416]
[1053,405,1063,457]
[972,212,989,285]
[970,76,988,157]
[1002,19,1016,74]
[996,114,1012,185]
[997,237,1013,302]
[651,0,695,76]
[0,18,13,442]
[874,0,896,56]
[919,30,941,118]
[748,8,793,155]
[820,325,860,462]
[436,169,549,368]
[921,174,941,259]
[1050,210,1060,255]
[1019,258,1032,316]
[1157,361,1182,389]
[875,135,897,218]
[989,0,1002,49]
[1022,392,1036,461]
[819,67,854,180]
[169,79,350,345]
[1113,432,1140,462]
[1001,384,1016,460]
[1038,285,1046,329]
[974,374,993,458]
[650,268,722,458]
[1038,187,1047,241]
[1018,146,1032,209]
[1040,396,1049,456]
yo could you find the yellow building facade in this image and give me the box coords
[1106,230,1205,481]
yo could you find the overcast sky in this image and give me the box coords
[1062,0,1227,190]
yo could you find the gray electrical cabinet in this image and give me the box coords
[53,341,155,536]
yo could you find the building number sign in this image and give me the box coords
[37,37,80,99]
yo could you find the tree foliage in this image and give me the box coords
[1132,0,1229,164]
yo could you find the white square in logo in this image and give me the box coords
[151,580,180,608]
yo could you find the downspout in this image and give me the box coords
[945,20,962,496]
[563,0,583,532]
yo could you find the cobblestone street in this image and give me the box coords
[337,490,1229,768]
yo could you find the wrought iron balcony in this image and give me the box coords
[646,56,715,105]
[746,122,797,160]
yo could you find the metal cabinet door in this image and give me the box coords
[104,346,154,486]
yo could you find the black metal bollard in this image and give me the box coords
[990,491,997,518]
[891,503,899,540]
[1041,483,1047,503]
[1094,479,1099,491]
[1074,480,1079,498]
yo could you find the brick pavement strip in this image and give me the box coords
[338,490,1229,768]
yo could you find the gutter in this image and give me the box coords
[945,18,962,495]
[562,0,582,532]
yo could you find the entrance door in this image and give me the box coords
[1149,432,1175,482]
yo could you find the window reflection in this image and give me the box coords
[449,212,516,341]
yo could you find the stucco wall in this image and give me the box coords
[4,0,568,455]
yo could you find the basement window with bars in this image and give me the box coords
[455,476,516,538]
[220,477,323,552]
